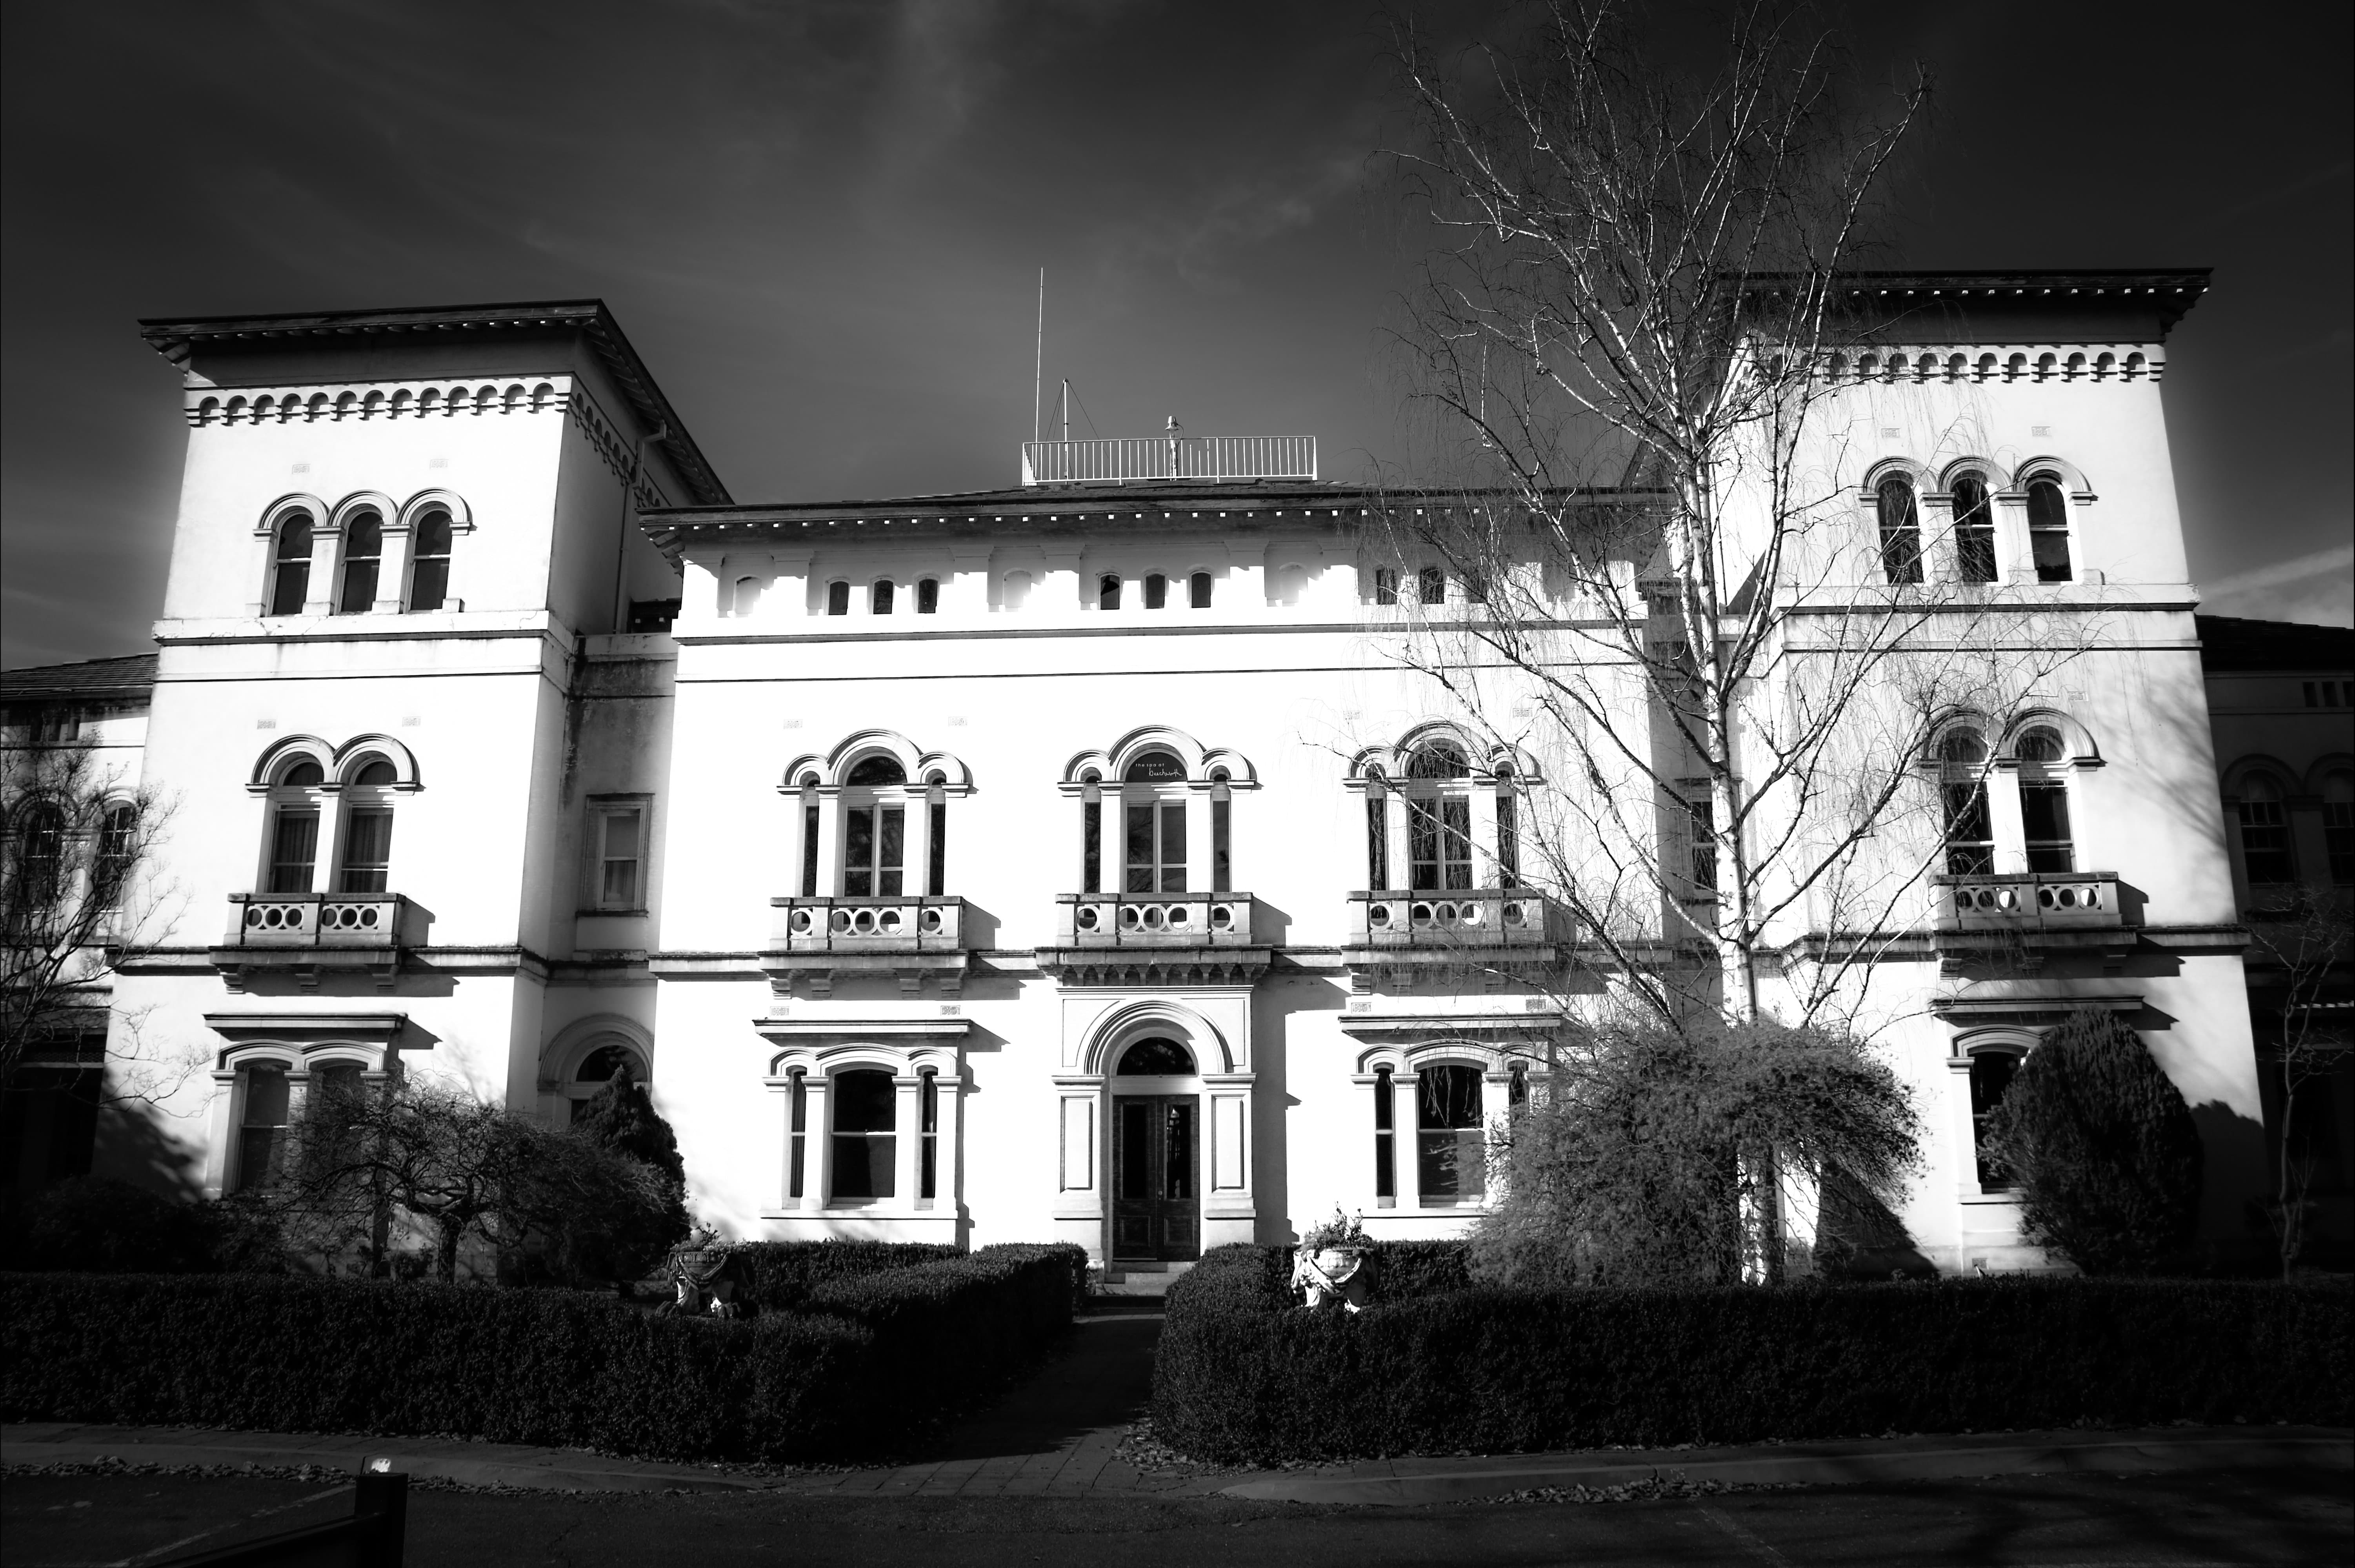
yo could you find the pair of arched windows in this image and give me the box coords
[1938,724,2075,875]
[1076,749,1233,895]
[1098,572,1213,611]
[268,508,453,617]
[1873,472,2073,587]
[1362,741,1518,892]
[263,754,400,895]
[231,1056,366,1192]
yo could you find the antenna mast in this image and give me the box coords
[1032,269,1045,448]
[1060,378,1070,443]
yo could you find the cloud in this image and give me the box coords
[2200,543,2355,627]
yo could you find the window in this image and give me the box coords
[32,705,80,744]
[1416,566,1446,606]
[94,803,138,906]
[268,513,315,616]
[2237,775,2294,885]
[1951,474,1997,584]
[1876,477,1923,585]
[627,598,680,632]
[337,513,382,614]
[797,775,820,897]
[1144,573,1168,610]
[831,1068,896,1202]
[1210,770,1232,893]
[1406,742,1473,892]
[2026,477,2073,583]
[592,803,645,909]
[843,756,907,897]
[1118,1037,1195,1075]
[916,578,939,614]
[569,1043,644,1124]
[2324,774,2355,885]
[735,577,764,616]
[2015,727,2073,873]
[1417,1064,1485,1204]
[1373,1066,1396,1206]
[1099,573,1122,611]
[871,580,894,616]
[1496,767,1520,888]
[1686,794,1719,893]
[1940,730,1993,875]
[1968,1050,2019,1190]
[1123,751,1188,893]
[787,1068,808,1202]
[918,1068,939,1203]
[1373,567,1399,607]
[236,1063,290,1192]
[15,804,66,906]
[1189,571,1213,609]
[267,759,325,894]
[927,782,948,898]
[1001,571,1031,610]
[331,758,398,894]
[406,509,451,612]
[1082,787,1103,894]
[1365,777,1391,889]
[826,580,849,616]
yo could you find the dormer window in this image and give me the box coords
[336,513,382,614]
[268,514,315,617]
[2026,475,2073,583]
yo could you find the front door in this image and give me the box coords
[1112,1095,1199,1261]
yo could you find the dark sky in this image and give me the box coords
[4,0,2348,669]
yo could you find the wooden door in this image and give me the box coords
[1111,1095,1200,1261]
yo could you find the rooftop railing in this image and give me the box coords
[1019,435,1316,487]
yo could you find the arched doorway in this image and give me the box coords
[1110,1036,1200,1261]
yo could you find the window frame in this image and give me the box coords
[1950,471,1999,584]
[584,794,653,913]
[1875,475,1924,585]
[336,511,384,615]
[267,512,316,617]
[2024,474,2074,583]
[1120,751,1191,895]
[406,507,453,612]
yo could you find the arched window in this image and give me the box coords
[406,509,452,612]
[336,513,383,614]
[1876,476,1923,585]
[1417,1063,1485,1204]
[843,754,908,897]
[2015,726,2073,873]
[2323,772,2355,885]
[1940,729,1993,874]
[1144,573,1169,610]
[1189,571,1213,609]
[1099,573,1122,611]
[831,1068,897,1203]
[735,577,764,617]
[1495,763,1520,888]
[1117,1037,1195,1074]
[871,580,895,616]
[916,578,939,614]
[15,803,66,907]
[267,758,327,893]
[569,1041,645,1123]
[1406,742,1473,892]
[336,758,398,893]
[2026,476,2073,583]
[1951,473,1997,584]
[2237,775,2295,886]
[268,513,315,617]
[235,1062,290,1192]
[826,581,849,616]
[1122,750,1188,893]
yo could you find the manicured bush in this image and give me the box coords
[731,1239,961,1312]
[1154,1245,2352,1464]
[1,1241,1088,1463]
[0,1177,244,1274]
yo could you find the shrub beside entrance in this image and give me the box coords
[1,1242,1085,1463]
[1152,1245,2353,1465]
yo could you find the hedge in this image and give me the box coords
[1153,1244,2355,1464]
[729,1240,961,1312]
[1,1242,1086,1464]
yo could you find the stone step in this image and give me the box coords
[1097,1260,1197,1297]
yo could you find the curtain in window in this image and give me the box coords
[338,808,395,893]
[269,810,320,894]
[830,1069,897,1201]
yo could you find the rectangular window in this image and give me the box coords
[844,805,904,897]
[1416,1065,1485,1204]
[268,810,319,894]
[1373,567,1398,606]
[1366,796,1389,889]
[1417,566,1446,606]
[787,1073,807,1202]
[918,1072,938,1204]
[236,1065,290,1192]
[593,805,644,910]
[1211,798,1231,893]
[801,802,820,897]
[269,556,311,618]
[1408,797,1473,891]
[1943,783,1994,876]
[2237,801,2293,884]
[1497,790,1520,888]
[2324,800,2355,885]
[928,801,947,896]
[337,807,395,894]
[1373,1067,1395,1206]
[2020,783,2074,874]
[1124,801,1187,893]
[1083,800,1101,893]
[2030,523,2073,583]
[829,1070,897,1203]
[1686,796,1718,892]
[1968,1052,2019,1190]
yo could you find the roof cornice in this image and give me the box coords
[135,300,730,505]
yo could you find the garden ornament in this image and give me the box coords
[1292,1245,1370,1312]
[664,1231,747,1318]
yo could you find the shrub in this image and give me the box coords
[0,1241,1087,1463]
[731,1239,961,1312]
[563,1077,692,1281]
[1,1177,230,1274]
[1153,1245,2351,1464]
[1982,1010,2204,1275]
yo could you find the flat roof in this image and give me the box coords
[136,300,730,506]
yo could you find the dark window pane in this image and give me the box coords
[830,1134,895,1199]
[2238,800,2294,883]
[877,805,904,897]
[845,807,875,897]
[1160,802,1187,892]
[1409,799,1440,890]
[1083,801,1101,893]
[872,580,895,615]
[827,581,849,615]
[846,756,906,786]
[1164,1102,1193,1199]
[1118,1101,1149,1199]
[337,516,382,614]
[1374,567,1398,606]
[1417,566,1446,605]
[1099,574,1121,610]
[801,803,820,896]
[406,556,447,613]
[1969,1052,2019,1189]
[1441,798,1473,890]
[1497,790,1520,886]
[269,811,319,893]
[1124,804,1154,893]
[1877,479,1922,585]
[1366,796,1389,888]
[338,808,394,893]
[916,578,938,614]
[1144,573,1167,609]
[833,1070,896,1132]
[1211,798,1230,892]
[1953,474,1997,584]
[928,801,947,895]
[1189,571,1212,608]
[1117,1037,1195,1075]
[269,558,311,617]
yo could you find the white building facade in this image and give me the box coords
[40,274,2277,1275]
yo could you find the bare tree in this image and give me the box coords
[1377,0,2086,1032]
[2,741,179,1094]
[2242,892,2354,1275]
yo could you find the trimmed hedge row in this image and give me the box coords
[729,1240,961,1312]
[1153,1244,2354,1464]
[2,1242,1086,1463]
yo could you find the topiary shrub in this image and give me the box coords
[1982,1011,2204,1275]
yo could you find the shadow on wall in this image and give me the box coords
[2193,1099,2277,1273]
[89,1089,210,1203]
[1817,1162,1935,1279]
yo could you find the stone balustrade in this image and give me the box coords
[1348,889,1557,948]
[1934,871,2122,932]
[769,896,967,953]
[1056,892,1257,947]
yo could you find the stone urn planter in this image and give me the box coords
[1292,1244,1371,1313]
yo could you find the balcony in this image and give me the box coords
[212,893,418,991]
[1342,889,1568,988]
[1040,893,1268,987]
[765,896,971,997]
[1931,872,2131,972]
[1018,434,1316,487]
